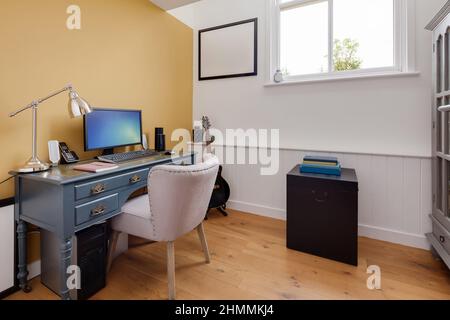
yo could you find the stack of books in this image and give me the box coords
[300,155,341,176]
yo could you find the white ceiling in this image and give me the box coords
[150,0,201,11]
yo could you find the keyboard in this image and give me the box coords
[97,150,160,163]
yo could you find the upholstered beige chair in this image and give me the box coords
[107,155,219,300]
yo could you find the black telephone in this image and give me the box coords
[59,142,80,164]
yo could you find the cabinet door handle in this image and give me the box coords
[91,183,106,195]
[438,104,450,112]
[91,205,106,217]
[440,236,446,243]
[312,190,328,203]
[130,175,141,184]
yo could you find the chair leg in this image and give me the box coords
[196,223,211,264]
[107,230,121,274]
[167,241,176,300]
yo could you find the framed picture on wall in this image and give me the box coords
[199,18,258,81]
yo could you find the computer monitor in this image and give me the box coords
[84,108,143,153]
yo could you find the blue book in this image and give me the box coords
[300,163,342,176]
[304,155,339,164]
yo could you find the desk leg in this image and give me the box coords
[17,220,31,293]
[59,238,73,300]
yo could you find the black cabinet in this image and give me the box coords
[287,166,358,266]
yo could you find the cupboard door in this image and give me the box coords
[433,24,450,219]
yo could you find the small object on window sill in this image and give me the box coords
[274,69,284,83]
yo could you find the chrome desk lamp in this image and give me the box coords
[9,84,92,173]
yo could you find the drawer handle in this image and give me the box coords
[130,175,142,184]
[440,236,446,244]
[312,190,328,203]
[91,184,106,195]
[91,205,106,217]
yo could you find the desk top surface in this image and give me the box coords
[12,152,194,185]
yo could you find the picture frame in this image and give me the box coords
[199,18,258,81]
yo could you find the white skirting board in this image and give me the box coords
[221,147,433,251]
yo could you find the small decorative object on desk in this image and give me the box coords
[48,140,61,167]
[300,155,341,176]
[74,162,118,173]
[193,121,204,143]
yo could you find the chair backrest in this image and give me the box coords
[147,155,219,241]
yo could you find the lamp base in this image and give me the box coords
[13,158,50,174]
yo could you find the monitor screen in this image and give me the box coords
[84,108,143,151]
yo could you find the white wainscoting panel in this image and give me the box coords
[0,204,14,292]
[220,147,432,250]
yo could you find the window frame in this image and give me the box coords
[267,0,415,84]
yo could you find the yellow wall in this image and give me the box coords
[0,0,193,261]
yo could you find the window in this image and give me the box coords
[270,0,413,83]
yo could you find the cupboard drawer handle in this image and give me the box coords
[440,236,446,243]
[91,205,106,217]
[312,190,328,203]
[130,175,141,184]
[91,184,106,194]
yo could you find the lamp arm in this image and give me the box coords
[9,84,73,117]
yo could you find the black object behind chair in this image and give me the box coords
[207,165,230,217]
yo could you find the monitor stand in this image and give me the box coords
[101,148,114,156]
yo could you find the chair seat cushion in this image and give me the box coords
[112,195,155,240]
[121,195,151,219]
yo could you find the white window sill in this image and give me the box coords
[264,71,421,87]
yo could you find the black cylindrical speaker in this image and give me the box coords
[155,128,166,152]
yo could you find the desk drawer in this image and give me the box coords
[75,169,149,200]
[75,194,119,226]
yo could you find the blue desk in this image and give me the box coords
[13,152,194,300]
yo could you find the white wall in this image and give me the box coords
[171,0,446,249]
[173,0,446,157]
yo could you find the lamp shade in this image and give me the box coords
[69,90,92,118]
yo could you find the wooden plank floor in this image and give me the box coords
[7,209,450,300]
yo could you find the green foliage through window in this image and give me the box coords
[333,38,362,71]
